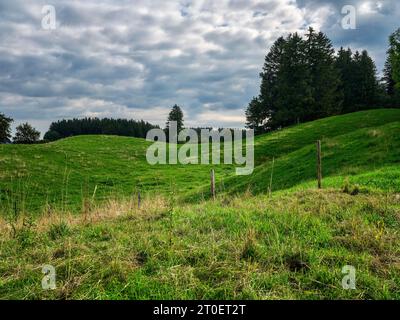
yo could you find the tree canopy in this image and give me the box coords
[166,104,184,133]
[43,117,159,142]
[13,123,41,144]
[0,113,13,143]
[389,28,400,89]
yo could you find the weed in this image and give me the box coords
[48,222,71,240]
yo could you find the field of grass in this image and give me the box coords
[0,109,400,299]
[1,190,399,299]
[1,109,400,215]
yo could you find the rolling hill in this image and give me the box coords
[1,109,400,215]
[0,109,400,299]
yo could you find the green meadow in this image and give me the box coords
[0,109,399,299]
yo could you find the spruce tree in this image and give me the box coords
[359,50,379,107]
[389,28,400,89]
[166,105,184,133]
[335,49,378,112]
[384,28,400,106]
[383,56,396,96]
[274,32,312,127]
[0,113,13,143]
[305,27,342,119]
[335,47,354,112]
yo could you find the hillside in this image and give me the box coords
[1,109,400,215]
[224,110,400,195]
[1,109,400,299]
[1,189,399,299]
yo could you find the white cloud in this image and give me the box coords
[0,0,398,134]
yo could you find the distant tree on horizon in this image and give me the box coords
[166,104,184,133]
[13,122,40,144]
[0,113,13,144]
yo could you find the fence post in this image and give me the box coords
[210,169,216,200]
[138,191,141,209]
[316,140,322,189]
[269,157,275,197]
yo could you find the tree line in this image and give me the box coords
[0,115,159,144]
[43,118,159,141]
[246,27,400,134]
[1,104,245,144]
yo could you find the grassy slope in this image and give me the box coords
[1,190,399,299]
[225,120,400,195]
[1,109,400,214]
[0,135,234,213]
[1,109,400,299]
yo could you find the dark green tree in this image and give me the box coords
[43,130,61,142]
[305,27,342,118]
[0,113,13,143]
[276,32,313,127]
[383,28,400,106]
[247,37,286,132]
[389,28,400,89]
[383,55,396,96]
[166,105,184,133]
[335,49,378,112]
[335,47,354,112]
[13,123,41,144]
[245,97,267,134]
[358,50,379,107]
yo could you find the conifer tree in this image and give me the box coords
[0,113,13,143]
[166,104,184,133]
[305,27,342,118]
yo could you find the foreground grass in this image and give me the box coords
[1,189,399,299]
[1,109,399,299]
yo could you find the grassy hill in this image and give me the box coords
[1,109,400,215]
[0,109,400,299]
[0,134,235,214]
[224,111,400,195]
[1,189,399,299]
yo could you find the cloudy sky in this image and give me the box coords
[0,0,399,135]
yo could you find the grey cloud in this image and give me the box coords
[0,0,399,135]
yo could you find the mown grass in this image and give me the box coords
[0,189,399,299]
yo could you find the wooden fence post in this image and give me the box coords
[210,169,216,200]
[316,140,322,189]
[269,157,275,197]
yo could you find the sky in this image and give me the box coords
[0,0,399,135]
